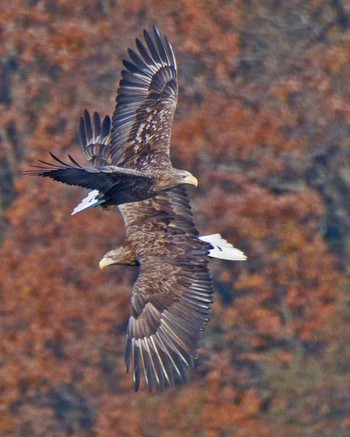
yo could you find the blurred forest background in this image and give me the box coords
[1,0,350,435]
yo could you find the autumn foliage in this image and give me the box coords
[1,1,350,435]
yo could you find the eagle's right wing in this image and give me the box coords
[110,26,178,171]
[119,188,213,392]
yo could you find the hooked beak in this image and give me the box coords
[186,174,198,187]
[99,257,113,270]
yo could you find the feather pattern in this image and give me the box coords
[80,110,112,167]
[27,27,198,212]
[111,26,178,170]
[116,187,213,391]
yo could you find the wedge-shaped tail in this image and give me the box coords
[199,234,247,261]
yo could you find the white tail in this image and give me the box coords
[199,234,247,261]
[71,190,104,215]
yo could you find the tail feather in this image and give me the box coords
[199,234,247,261]
[71,189,105,215]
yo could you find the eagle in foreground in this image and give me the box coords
[99,188,246,391]
[27,26,197,213]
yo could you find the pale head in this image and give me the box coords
[154,168,198,192]
[99,247,138,269]
[175,169,198,187]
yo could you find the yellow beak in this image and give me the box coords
[99,257,112,270]
[186,174,198,187]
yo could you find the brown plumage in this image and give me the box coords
[26,26,197,213]
[100,187,214,391]
[99,185,246,392]
[26,26,247,391]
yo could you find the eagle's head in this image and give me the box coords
[99,248,139,269]
[175,169,198,187]
[153,168,198,192]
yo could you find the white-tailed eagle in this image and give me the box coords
[27,26,197,212]
[100,188,246,391]
[27,26,247,391]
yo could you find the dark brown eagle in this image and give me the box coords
[27,27,197,213]
[99,189,246,392]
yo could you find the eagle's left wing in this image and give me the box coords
[26,111,155,213]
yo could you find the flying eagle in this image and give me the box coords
[99,188,246,391]
[27,26,197,213]
[28,26,247,391]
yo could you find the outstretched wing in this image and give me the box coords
[26,152,150,193]
[26,111,157,207]
[110,26,178,170]
[119,188,213,391]
[26,110,115,190]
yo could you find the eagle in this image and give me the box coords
[28,26,247,391]
[27,26,197,214]
[99,188,246,391]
